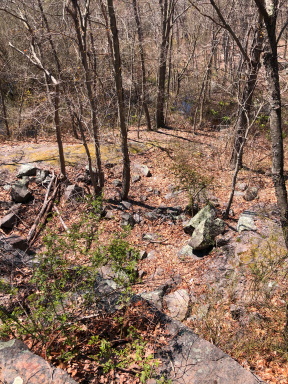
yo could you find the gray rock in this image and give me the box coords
[132,175,141,183]
[184,204,216,234]
[145,211,159,221]
[139,250,148,260]
[121,212,135,227]
[140,289,163,310]
[163,289,190,321]
[237,212,257,232]
[133,213,142,224]
[134,164,152,177]
[0,339,77,384]
[120,200,132,210]
[35,169,50,184]
[17,164,38,177]
[147,251,157,260]
[3,184,11,191]
[11,184,33,203]
[105,210,114,219]
[157,321,265,384]
[237,182,248,191]
[244,186,258,201]
[189,218,225,250]
[142,233,158,241]
[178,244,195,261]
[112,179,122,187]
[63,184,84,202]
[0,212,18,229]
[18,176,29,187]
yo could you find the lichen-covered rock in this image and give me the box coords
[0,340,77,384]
[184,204,216,234]
[189,218,225,250]
[237,211,257,232]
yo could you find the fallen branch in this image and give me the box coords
[27,173,60,245]
[53,206,70,233]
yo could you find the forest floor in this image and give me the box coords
[0,119,288,383]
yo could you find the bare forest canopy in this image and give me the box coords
[0,0,288,234]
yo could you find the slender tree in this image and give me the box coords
[253,0,288,248]
[106,0,131,199]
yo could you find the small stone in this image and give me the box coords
[237,212,257,232]
[147,251,156,260]
[132,175,141,183]
[244,186,258,201]
[237,182,248,191]
[0,212,18,229]
[121,200,132,210]
[133,213,142,223]
[35,169,50,184]
[142,233,158,241]
[121,213,135,227]
[112,179,122,187]
[139,250,148,260]
[145,211,159,221]
[105,210,114,219]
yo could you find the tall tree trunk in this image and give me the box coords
[230,14,264,168]
[107,0,130,200]
[67,0,104,190]
[0,89,10,137]
[53,82,66,176]
[254,0,288,247]
[132,0,152,131]
[156,0,174,129]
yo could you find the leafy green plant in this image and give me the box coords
[0,196,159,383]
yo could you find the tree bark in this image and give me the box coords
[230,14,264,168]
[254,0,288,248]
[107,0,130,200]
[132,0,152,131]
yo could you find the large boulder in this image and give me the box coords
[189,218,225,250]
[184,204,216,235]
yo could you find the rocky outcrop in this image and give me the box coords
[0,339,77,384]
[156,317,265,384]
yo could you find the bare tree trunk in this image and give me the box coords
[0,89,10,137]
[156,0,174,129]
[67,0,104,189]
[107,0,130,200]
[132,0,152,131]
[254,0,288,248]
[230,14,264,168]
